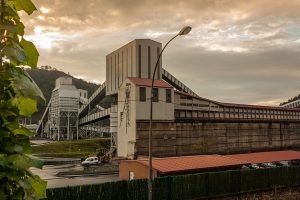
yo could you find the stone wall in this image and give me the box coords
[136,121,300,157]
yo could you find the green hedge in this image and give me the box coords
[46,166,300,200]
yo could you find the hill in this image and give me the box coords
[26,67,100,124]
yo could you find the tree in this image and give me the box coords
[0,0,47,199]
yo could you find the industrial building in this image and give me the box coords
[119,150,300,180]
[37,76,88,140]
[37,39,300,159]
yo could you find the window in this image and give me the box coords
[148,46,151,79]
[166,89,172,103]
[152,88,158,102]
[138,45,141,78]
[117,53,119,86]
[139,87,146,102]
[157,47,160,79]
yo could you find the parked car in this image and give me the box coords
[81,156,100,167]
[260,163,276,168]
[241,165,250,170]
[289,160,300,166]
[276,161,290,167]
[249,164,260,169]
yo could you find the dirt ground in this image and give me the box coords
[218,187,300,200]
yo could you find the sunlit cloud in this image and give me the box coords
[207,44,248,53]
[23,0,300,105]
[253,99,285,106]
[25,33,63,49]
[37,15,45,20]
[92,80,101,84]
[40,7,50,14]
[74,75,86,80]
[144,31,175,38]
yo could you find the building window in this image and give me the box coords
[166,89,172,103]
[118,53,120,86]
[126,48,128,77]
[115,54,117,90]
[138,45,141,78]
[110,56,113,91]
[152,88,158,102]
[157,47,160,79]
[131,46,133,76]
[148,46,151,79]
[121,51,124,82]
[139,87,146,102]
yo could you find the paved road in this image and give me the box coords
[31,164,119,188]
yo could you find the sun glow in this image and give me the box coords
[40,7,50,14]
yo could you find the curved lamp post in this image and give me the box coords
[148,26,192,200]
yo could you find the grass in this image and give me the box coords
[32,138,110,158]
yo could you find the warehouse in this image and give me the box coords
[119,150,300,180]
[119,154,249,180]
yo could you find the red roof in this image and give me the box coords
[227,150,300,164]
[128,77,172,88]
[129,155,249,174]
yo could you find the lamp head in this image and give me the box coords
[178,26,192,36]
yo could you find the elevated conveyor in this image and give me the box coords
[162,68,199,97]
[36,97,52,134]
[77,68,200,125]
[78,81,106,117]
[79,105,117,125]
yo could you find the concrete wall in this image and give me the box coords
[117,79,137,158]
[119,161,155,180]
[135,121,300,157]
[117,78,175,158]
[136,86,174,121]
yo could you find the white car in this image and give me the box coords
[81,157,99,167]
[277,161,290,167]
[260,162,276,168]
[250,164,261,169]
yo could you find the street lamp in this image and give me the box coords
[148,26,192,200]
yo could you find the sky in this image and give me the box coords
[22,0,300,106]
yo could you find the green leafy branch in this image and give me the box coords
[0,0,47,199]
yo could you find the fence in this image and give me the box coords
[46,166,300,200]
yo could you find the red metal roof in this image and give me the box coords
[227,150,300,164]
[128,77,172,88]
[133,155,249,174]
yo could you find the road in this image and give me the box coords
[31,164,119,188]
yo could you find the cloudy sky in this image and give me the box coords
[22,0,300,106]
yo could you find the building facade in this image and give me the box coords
[106,39,162,95]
